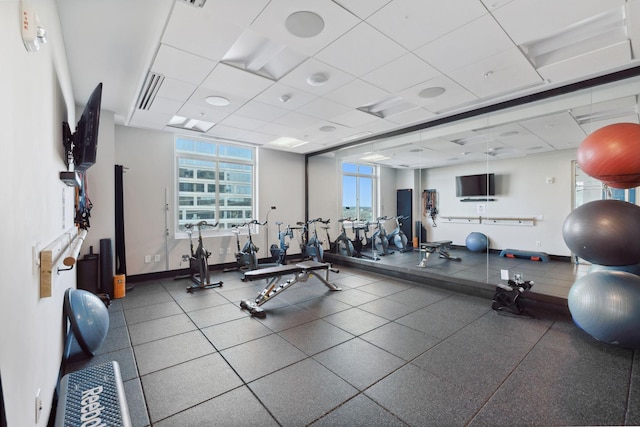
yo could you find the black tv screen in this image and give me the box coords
[456,173,495,197]
[72,82,102,172]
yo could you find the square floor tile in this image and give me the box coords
[154,386,278,427]
[250,358,358,426]
[386,286,450,309]
[361,322,441,361]
[309,394,408,427]
[294,296,352,318]
[187,302,247,328]
[358,298,417,321]
[141,353,243,423]
[279,319,354,355]
[128,313,197,345]
[134,330,215,375]
[174,291,229,312]
[201,316,273,350]
[395,307,468,339]
[366,363,482,426]
[124,301,183,325]
[220,333,307,382]
[255,304,318,332]
[313,338,405,390]
[323,308,389,336]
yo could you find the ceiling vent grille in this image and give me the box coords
[136,72,164,111]
[178,0,207,8]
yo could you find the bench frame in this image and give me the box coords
[240,261,341,318]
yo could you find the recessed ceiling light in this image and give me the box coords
[205,96,230,106]
[483,70,494,78]
[285,11,325,38]
[319,125,336,132]
[280,94,291,103]
[307,72,328,86]
[269,136,308,148]
[418,86,446,99]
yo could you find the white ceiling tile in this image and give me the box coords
[129,109,173,129]
[273,112,323,129]
[448,48,543,99]
[253,83,317,110]
[202,0,271,27]
[366,0,487,51]
[176,102,231,124]
[241,130,279,145]
[361,53,440,93]
[219,114,268,131]
[315,22,407,77]
[161,2,244,61]
[398,75,478,114]
[156,78,197,102]
[323,79,390,108]
[536,41,632,85]
[278,58,356,96]
[235,100,289,121]
[414,14,516,73]
[519,112,587,148]
[492,0,626,45]
[329,109,380,128]
[200,63,274,99]
[480,0,516,11]
[147,96,184,115]
[385,107,434,126]
[297,98,352,120]
[152,44,217,84]
[206,124,249,139]
[332,0,392,19]
[250,0,360,56]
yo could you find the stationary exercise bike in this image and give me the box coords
[300,218,327,262]
[224,220,263,272]
[270,221,293,265]
[388,215,412,252]
[351,221,378,260]
[181,220,223,292]
[372,216,393,256]
[334,218,355,257]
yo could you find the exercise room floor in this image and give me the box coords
[66,253,639,426]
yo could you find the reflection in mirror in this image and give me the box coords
[308,72,640,303]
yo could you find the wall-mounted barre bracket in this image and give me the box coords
[40,228,87,297]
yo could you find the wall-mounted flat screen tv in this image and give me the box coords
[69,82,102,172]
[456,173,495,197]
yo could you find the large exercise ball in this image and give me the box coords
[465,232,488,253]
[562,199,640,266]
[577,122,640,189]
[568,270,640,348]
[589,263,640,276]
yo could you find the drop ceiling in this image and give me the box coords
[58,0,640,168]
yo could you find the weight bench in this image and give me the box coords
[418,241,461,267]
[240,261,341,318]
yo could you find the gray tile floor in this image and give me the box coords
[67,250,639,426]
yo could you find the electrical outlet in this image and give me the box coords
[154,254,161,262]
[219,247,224,255]
[536,241,542,247]
[144,255,151,263]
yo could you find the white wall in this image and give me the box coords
[0,2,77,425]
[422,149,576,255]
[114,126,307,275]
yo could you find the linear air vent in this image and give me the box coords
[178,0,207,8]
[136,72,164,111]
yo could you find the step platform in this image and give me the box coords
[499,249,549,262]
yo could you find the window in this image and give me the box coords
[176,136,254,232]
[342,162,376,221]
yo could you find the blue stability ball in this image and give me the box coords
[465,232,488,253]
[568,270,640,349]
[562,199,640,266]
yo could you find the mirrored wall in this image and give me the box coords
[306,70,640,299]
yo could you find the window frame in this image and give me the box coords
[174,135,255,238]
[341,162,378,222]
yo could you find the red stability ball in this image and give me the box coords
[577,123,640,189]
